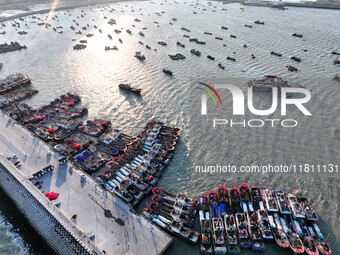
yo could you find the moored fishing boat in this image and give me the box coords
[258,210,274,240]
[288,193,305,219]
[298,219,319,255]
[250,186,264,211]
[142,208,200,244]
[272,213,290,248]
[273,190,291,215]
[239,183,253,213]
[217,185,231,215]
[297,197,318,222]
[199,208,213,254]
[235,213,251,248]
[224,214,241,254]
[229,186,241,214]
[247,211,265,251]
[309,223,332,255]
[211,217,227,254]
[261,187,279,212]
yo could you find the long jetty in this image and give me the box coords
[0,111,173,255]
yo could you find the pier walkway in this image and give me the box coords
[0,111,172,255]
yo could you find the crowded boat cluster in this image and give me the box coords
[0,42,27,54]
[0,77,180,207]
[142,184,332,255]
[0,73,32,93]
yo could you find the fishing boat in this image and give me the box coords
[224,215,241,254]
[258,210,274,240]
[272,213,290,248]
[288,193,305,219]
[273,190,291,215]
[239,183,253,213]
[204,32,212,35]
[292,33,303,37]
[190,49,201,56]
[221,26,228,30]
[78,120,108,137]
[218,63,225,69]
[176,42,185,47]
[247,211,265,250]
[215,37,223,40]
[143,209,199,244]
[207,55,215,60]
[333,59,340,65]
[309,223,331,255]
[250,186,264,211]
[286,65,298,71]
[291,56,301,62]
[199,209,213,254]
[229,187,241,214]
[261,187,279,212]
[298,219,319,255]
[235,213,251,248]
[135,51,146,60]
[289,231,305,254]
[254,20,265,24]
[139,31,144,36]
[217,185,231,215]
[248,75,304,92]
[0,74,32,93]
[107,18,116,24]
[270,51,282,57]
[211,217,227,254]
[118,84,142,94]
[297,197,318,222]
[126,29,132,34]
[162,69,173,76]
[208,190,218,205]
[226,56,236,61]
[230,35,236,38]
[244,24,252,28]
[158,41,167,46]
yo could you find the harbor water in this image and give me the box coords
[0,0,339,254]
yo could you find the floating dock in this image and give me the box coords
[0,111,173,255]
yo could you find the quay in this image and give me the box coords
[0,111,173,255]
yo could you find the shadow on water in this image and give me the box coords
[0,187,57,255]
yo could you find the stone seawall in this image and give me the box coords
[0,158,99,255]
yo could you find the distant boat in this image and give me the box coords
[135,51,146,60]
[118,84,142,94]
[162,69,173,76]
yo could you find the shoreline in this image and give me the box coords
[0,0,136,23]
[0,0,339,23]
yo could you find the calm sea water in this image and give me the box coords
[0,0,339,254]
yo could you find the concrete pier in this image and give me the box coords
[0,111,173,255]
